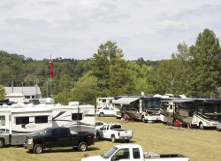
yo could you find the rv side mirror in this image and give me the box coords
[100,127,103,130]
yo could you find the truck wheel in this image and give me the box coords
[99,112,104,117]
[199,122,204,129]
[142,116,146,123]
[78,142,87,152]
[0,138,5,148]
[111,135,116,143]
[34,144,43,154]
[96,133,101,140]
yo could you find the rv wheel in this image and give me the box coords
[34,144,43,154]
[99,112,104,117]
[142,116,146,123]
[78,142,87,152]
[199,122,204,129]
[0,139,5,148]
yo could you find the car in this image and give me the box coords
[216,120,221,131]
[96,107,115,117]
[95,121,106,133]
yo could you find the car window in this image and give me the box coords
[103,107,108,110]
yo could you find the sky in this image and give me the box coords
[1,0,221,61]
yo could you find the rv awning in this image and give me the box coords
[112,98,140,105]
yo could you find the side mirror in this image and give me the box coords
[111,156,117,161]
[100,128,103,130]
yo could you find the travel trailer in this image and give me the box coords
[112,95,161,122]
[165,98,221,129]
[96,97,114,109]
[0,102,95,147]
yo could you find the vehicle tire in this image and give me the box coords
[142,116,146,123]
[99,112,104,117]
[78,142,87,152]
[34,144,43,154]
[96,133,101,140]
[111,135,116,143]
[0,138,5,148]
[199,122,204,129]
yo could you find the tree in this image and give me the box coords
[188,28,221,97]
[70,72,99,105]
[0,84,6,100]
[91,41,124,96]
[24,74,38,86]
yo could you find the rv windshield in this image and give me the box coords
[101,146,118,158]
[204,103,221,114]
[148,99,161,110]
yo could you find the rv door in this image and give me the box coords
[168,102,174,116]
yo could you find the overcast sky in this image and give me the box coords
[1,0,221,61]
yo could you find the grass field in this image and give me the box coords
[1,116,221,161]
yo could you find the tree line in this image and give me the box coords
[0,28,221,105]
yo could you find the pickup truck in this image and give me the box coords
[23,127,94,154]
[96,124,133,143]
[81,144,189,161]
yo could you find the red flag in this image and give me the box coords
[49,57,53,77]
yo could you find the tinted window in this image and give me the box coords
[35,116,48,124]
[16,117,29,125]
[60,128,69,136]
[133,148,140,159]
[103,107,108,110]
[51,129,59,136]
[72,113,82,120]
[114,148,130,160]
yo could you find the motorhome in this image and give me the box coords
[112,95,161,123]
[96,97,114,109]
[0,102,95,147]
[154,94,186,123]
[165,98,221,129]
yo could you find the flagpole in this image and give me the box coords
[49,55,53,98]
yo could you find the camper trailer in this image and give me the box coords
[96,97,114,109]
[0,102,95,147]
[112,95,161,123]
[166,98,221,129]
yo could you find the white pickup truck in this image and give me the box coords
[96,124,133,143]
[81,144,189,161]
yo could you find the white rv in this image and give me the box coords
[0,102,95,147]
[96,97,114,109]
[112,95,161,123]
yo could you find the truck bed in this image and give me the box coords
[144,152,189,160]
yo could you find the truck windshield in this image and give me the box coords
[144,99,161,110]
[39,128,49,136]
[101,146,118,158]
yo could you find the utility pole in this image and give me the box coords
[36,80,38,99]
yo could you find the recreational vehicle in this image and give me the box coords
[96,97,114,109]
[166,98,221,129]
[112,95,161,122]
[0,102,95,147]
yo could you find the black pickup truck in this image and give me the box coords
[23,127,94,154]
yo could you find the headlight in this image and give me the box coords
[28,139,33,144]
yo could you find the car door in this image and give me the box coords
[58,128,71,147]
[104,125,110,139]
[99,125,107,138]
[47,129,60,147]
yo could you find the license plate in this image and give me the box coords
[124,137,128,139]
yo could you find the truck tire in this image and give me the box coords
[78,142,87,152]
[0,138,5,148]
[34,144,43,154]
[111,135,116,143]
[96,133,101,140]
[99,112,104,117]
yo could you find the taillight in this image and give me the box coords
[97,110,99,112]
[118,132,120,137]
[87,135,95,140]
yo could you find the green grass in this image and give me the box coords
[1,116,221,161]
